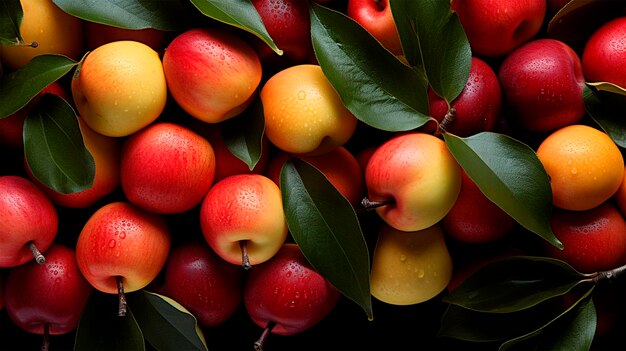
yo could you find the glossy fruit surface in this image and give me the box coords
[582,16,626,88]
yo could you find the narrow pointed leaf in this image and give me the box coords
[586,81,626,95]
[128,291,208,351]
[74,292,145,351]
[23,94,95,194]
[280,158,373,319]
[52,0,190,30]
[0,54,77,118]
[222,93,265,170]
[443,132,561,248]
[443,256,588,313]
[583,84,626,148]
[0,0,22,45]
[189,0,282,55]
[391,0,471,102]
[309,2,430,132]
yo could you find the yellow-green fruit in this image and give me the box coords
[370,223,453,305]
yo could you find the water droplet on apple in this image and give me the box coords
[119,232,126,239]
[399,254,406,262]
[297,90,306,100]
[571,167,578,175]
[109,239,116,248]
[55,278,61,284]
[417,269,425,278]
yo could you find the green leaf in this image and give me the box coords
[0,0,22,45]
[543,297,596,351]
[583,84,626,148]
[309,2,430,132]
[0,54,77,118]
[189,0,282,55]
[128,291,208,351]
[74,292,146,351]
[443,256,589,313]
[391,0,471,103]
[280,158,373,320]
[52,0,190,31]
[221,93,265,170]
[23,94,95,194]
[443,132,561,248]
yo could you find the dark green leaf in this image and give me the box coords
[128,291,208,351]
[280,158,373,319]
[52,0,190,31]
[0,54,77,118]
[222,93,265,170]
[391,0,471,103]
[443,132,561,248]
[309,2,430,132]
[74,292,146,351]
[189,0,282,55]
[23,94,95,194]
[444,256,588,313]
[583,84,626,148]
[0,0,22,45]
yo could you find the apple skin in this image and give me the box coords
[347,0,403,55]
[243,243,341,336]
[75,201,171,294]
[4,244,93,335]
[427,57,502,137]
[85,21,168,52]
[200,174,288,268]
[0,175,58,267]
[498,38,586,132]
[162,28,263,124]
[451,0,546,58]
[582,16,626,88]
[364,132,462,232]
[120,122,216,214]
[156,241,245,328]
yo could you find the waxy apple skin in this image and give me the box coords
[347,0,403,55]
[582,16,626,88]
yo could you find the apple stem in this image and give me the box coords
[594,263,626,285]
[253,320,276,351]
[41,322,50,351]
[359,197,394,211]
[240,241,252,270]
[117,276,127,317]
[437,107,457,135]
[28,241,46,264]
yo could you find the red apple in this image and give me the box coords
[157,240,245,328]
[582,16,626,88]
[120,122,216,214]
[451,0,546,58]
[498,38,586,132]
[347,0,403,55]
[0,175,58,267]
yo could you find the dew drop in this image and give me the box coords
[571,167,578,175]
[119,232,126,239]
[297,90,306,100]
[417,269,425,278]
[399,254,406,262]
[109,239,116,248]
[55,278,61,284]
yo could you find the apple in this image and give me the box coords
[71,40,168,137]
[162,28,263,124]
[582,16,626,88]
[498,38,586,132]
[364,132,462,232]
[0,175,57,267]
[244,243,341,349]
[84,21,168,52]
[199,174,288,269]
[346,0,403,55]
[75,201,171,315]
[451,0,546,58]
[156,240,245,328]
[120,122,216,214]
[4,244,92,350]
[427,56,502,137]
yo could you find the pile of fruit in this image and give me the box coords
[1,0,626,350]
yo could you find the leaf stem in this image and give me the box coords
[253,320,276,351]
[117,276,127,317]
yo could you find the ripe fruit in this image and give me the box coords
[162,28,262,124]
[157,240,245,328]
[0,175,57,267]
[370,223,453,305]
[4,244,92,349]
[71,40,168,137]
[243,243,341,349]
[451,0,546,58]
[200,174,288,269]
[261,64,358,156]
[364,132,462,232]
[582,16,626,88]
[85,21,168,52]
[75,201,170,314]
[120,122,216,214]
[542,201,626,273]
[0,0,84,69]
[536,124,624,211]
[428,56,502,137]
[498,38,586,132]
[347,0,403,55]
